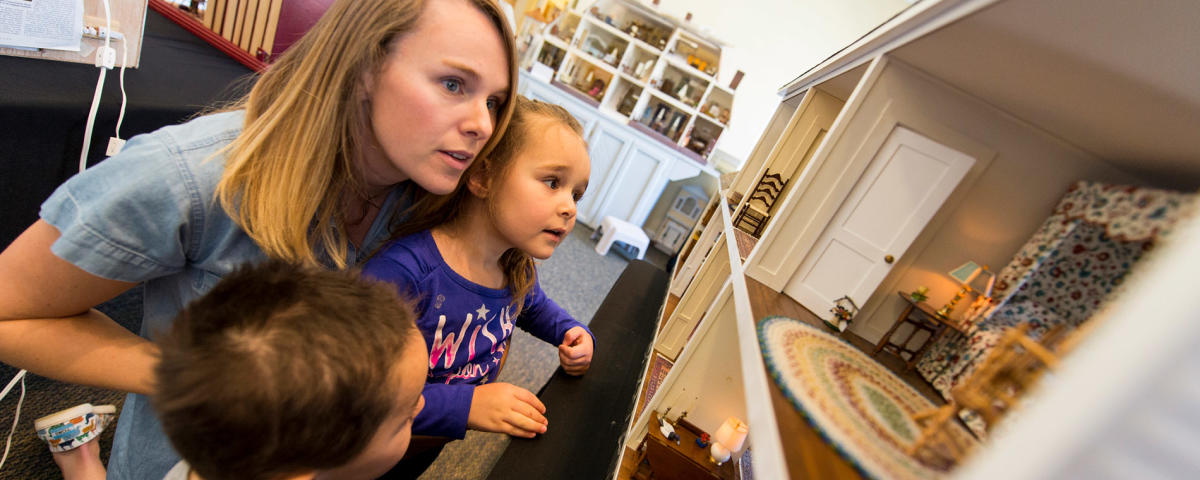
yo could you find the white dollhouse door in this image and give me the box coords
[783,126,974,321]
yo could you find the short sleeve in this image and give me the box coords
[361,244,424,301]
[41,130,202,282]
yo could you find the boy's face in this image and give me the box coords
[479,121,590,260]
[316,332,428,480]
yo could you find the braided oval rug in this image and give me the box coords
[758,316,975,480]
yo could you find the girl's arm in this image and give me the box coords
[516,283,595,349]
[414,382,548,439]
[0,220,157,395]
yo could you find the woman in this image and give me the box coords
[0,0,516,478]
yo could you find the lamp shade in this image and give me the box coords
[948,261,982,285]
[713,417,748,453]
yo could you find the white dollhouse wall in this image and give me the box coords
[627,278,749,467]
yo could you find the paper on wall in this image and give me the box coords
[0,0,83,51]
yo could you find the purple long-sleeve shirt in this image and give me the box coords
[362,230,592,439]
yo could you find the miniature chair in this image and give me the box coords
[733,170,788,237]
[908,323,1061,462]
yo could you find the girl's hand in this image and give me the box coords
[467,383,548,438]
[558,326,593,376]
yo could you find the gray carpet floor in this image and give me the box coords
[0,223,670,479]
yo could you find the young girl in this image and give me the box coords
[0,0,516,478]
[362,97,594,460]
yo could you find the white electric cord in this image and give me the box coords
[78,0,117,172]
[0,370,28,472]
[116,34,128,141]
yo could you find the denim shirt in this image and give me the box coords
[40,110,409,480]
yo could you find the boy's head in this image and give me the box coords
[154,261,426,480]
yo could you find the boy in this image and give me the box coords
[40,260,421,480]
[152,261,427,480]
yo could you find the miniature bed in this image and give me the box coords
[917,181,1197,405]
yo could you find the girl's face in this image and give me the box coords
[480,122,590,260]
[361,0,511,195]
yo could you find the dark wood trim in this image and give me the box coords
[148,0,267,72]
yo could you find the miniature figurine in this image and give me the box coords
[910,285,930,302]
[588,78,605,98]
[657,409,681,445]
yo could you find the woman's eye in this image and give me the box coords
[542,178,560,189]
[486,97,500,111]
[442,78,462,93]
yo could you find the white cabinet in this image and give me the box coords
[517,0,736,162]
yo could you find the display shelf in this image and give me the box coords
[543,34,570,51]
[685,115,724,158]
[669,28,722,77]
[662,54,717,86]
[550,10,581,44]
[658,63,708,108]
[697,112,726,129]
[535,41,567,72]
[578,20,628,68]
[519,0,736,162]
[616,71,647,89]
[648,85,696,113]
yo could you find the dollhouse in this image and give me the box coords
[618,0,1200,478]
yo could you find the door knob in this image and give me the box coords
[884,254,895,264]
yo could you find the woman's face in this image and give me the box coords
[362,0,511,195]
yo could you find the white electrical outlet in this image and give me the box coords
[95,46,117,69]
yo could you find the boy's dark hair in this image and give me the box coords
[153,260,418,480]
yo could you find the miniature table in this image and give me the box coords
[632,417,736,480]
[873,292,967,370]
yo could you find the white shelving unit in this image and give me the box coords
[518,0,735,160]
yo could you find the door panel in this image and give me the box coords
[577,126,630,225]
[597,146,662,223]
[784,126,974,319]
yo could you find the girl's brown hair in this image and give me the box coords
[393,96,584,312]
[216,0,517,269]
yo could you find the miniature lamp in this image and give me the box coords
[936,261,995,318]
[709,416,748,465]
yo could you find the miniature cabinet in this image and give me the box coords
[518,0,735,161]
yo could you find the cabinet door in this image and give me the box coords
[591,142,670,226]
[576,122,633,226]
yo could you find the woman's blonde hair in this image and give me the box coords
[216,0,517,268]
[393,96,584,312]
